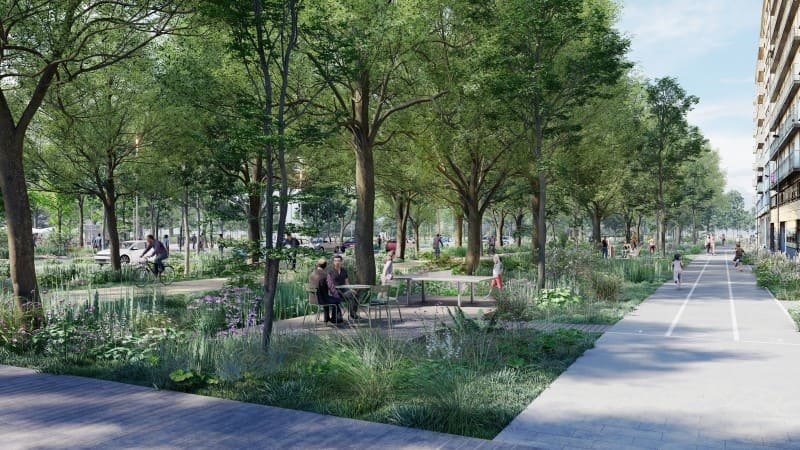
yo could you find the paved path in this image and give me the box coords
[495,250,800,449]
[0,364,529,450]
[59,277,227,302]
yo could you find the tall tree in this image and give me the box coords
[641,77,706,255]
[0,1,186,311]
[495,0,630,288]
[305,0,445,283]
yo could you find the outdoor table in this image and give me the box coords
[393,274,494,307]
[335,284,373,315]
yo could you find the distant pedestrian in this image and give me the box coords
[190,234,197,250]
[733,244,744,271]
[92,233,102,251]
[648,238,655,255]
[601,237,609,258]
[705,235,711,254]
[710,234,716,255]
[432,234,443,257]
[672,253,684,288]
[721,233,726,247]
[162,235,170,255]
[377,235,382,250]
[178,235,184,251]
[488,235,496,255]
[491,254,503,291]
[285,232,300,270]
[218,233,225,257]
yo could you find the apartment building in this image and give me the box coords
[754,0,800,257]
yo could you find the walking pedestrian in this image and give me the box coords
[733,244,744,271]
[705,235,711,254]
[648,238,656,255]
[218,233,225,257]
[601,237,609,259]
[285,232,300,270]
[190,234,197,250]
[162,235,170,255]
[672,253,684,288]
[432,233,443,257]
[491,254,503,291]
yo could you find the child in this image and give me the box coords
[491,254,503,290]
[672,253,684,288]
[733,244,744,271]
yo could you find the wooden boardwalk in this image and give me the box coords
[0,364,533,450]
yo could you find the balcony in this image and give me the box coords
[767,116,800,161]
[772,149,800,187]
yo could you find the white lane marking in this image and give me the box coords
[665,256,711,337]
[725,254,740,342]
[765,286,797,326]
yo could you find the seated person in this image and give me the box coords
[622,241,632,258]
[328,254,359,320]
[141,234,168,274]
[308,258,343,324]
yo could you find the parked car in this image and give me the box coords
[342,239,356,249]
[95,240,148,265]
[309,237,339,252]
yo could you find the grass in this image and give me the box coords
[0,325,597,439]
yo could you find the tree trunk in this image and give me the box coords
[691,209,698,244]
[195,198,202,255]
[0,138,40,310]
[149,200,157,239]
[78,196,85,247]
[465,205,483,274]
[103,197,122,272]
[247,191,262,263]
[590,204,601,245]
[514,213,524,247]
[454,213,463,247]
[353,145,376,284]
[536,172,546,289]
[496,212,505,247]
[395,198,410,260]
[182,189,191,276]
[413,221,421,253]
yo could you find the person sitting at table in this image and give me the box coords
[308,258,344,324]
[329,254,359,320]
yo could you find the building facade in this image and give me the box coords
[755,0,800,257]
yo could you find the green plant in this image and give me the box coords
[535,288,582,310]
[589,273,622,301]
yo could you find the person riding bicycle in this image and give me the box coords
[141,234,168,275]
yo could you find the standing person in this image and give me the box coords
[705,235,711,254]
[140,234,169,275]
[190,234,197,250]
[92,233,102,252]
[432,233,443,257]
[285,232,300,270]
[328,254,359,319]
[601,237,609,259]
[381,251,394,286]
[721,233,726,247]
[162,235,170,255]
[218,233,225,257]
[710,234,716,255]
[491,254,503,291]
[488,235,496,255]
[672,253,684,288]
[648,238,656,255]
[733,244,744,271]
[377,235,382,250]
[308,258,343,324]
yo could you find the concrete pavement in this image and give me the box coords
[494,250,800,449]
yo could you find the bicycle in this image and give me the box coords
[134,259,175,287]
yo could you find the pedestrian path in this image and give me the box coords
[0,364,527,450]
[495,250,800,449]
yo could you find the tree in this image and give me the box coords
[0,1,186,311]
[495,0,630,288]
[641,77,706,255]
[305,0,446,283]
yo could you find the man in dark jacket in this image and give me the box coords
[308,258,343,323]
[141,234,169,275]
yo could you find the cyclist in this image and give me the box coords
[141,234,168,275]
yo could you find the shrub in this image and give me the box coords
[589,273,622,301]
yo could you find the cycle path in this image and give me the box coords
[495,250,800,450]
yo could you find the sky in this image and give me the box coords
[617,0,762,205]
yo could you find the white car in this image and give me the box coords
[95,240,148,265]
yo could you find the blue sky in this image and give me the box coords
[617,0,761,204]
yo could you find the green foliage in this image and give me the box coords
[589,273,622,301]
[754,254,800,300]
[535,288,582,310]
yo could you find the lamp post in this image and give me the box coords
[134,136,140,239]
